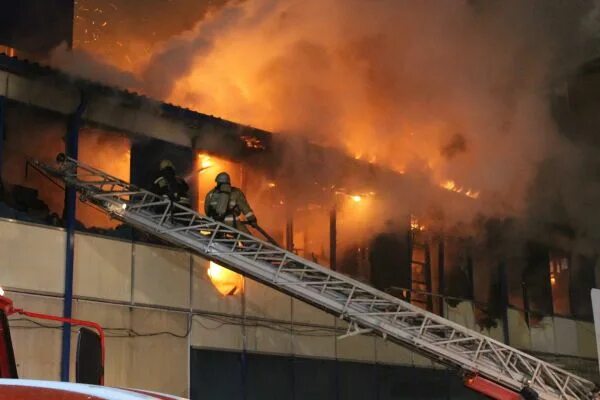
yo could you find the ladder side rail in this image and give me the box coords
[84,180,596,391]
[40,157,596,400]
[119,204,583,399]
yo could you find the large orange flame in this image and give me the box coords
[207,262,244,296]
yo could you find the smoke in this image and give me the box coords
[35,1,600,322]
[140,6,245,99]
[48,42,141,89]
[50,0,600,232]
[152,0,597,220]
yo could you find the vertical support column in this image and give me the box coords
[467,248,475,300]
[438,238,445,317]
[286,214,294,253]
[499,262,510,345]
[60,93,87,382]
[424,242,433,312]
[330,206,337,271]
[522,282,531,327]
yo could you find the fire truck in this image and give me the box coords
[0,287,187,400]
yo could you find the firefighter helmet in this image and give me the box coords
[160,159,175,171]
[215,172,231,184]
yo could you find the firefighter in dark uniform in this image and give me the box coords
[151,160,191,208]
[204,172,256,234]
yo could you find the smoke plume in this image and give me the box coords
[37,1,600,321]
[153,0,598,219]
[49,0,600,228]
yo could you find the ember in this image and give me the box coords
[240,135,265,150]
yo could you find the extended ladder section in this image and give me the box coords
[35,155,596,400]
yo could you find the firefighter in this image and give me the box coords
[204,172,256,234]
[151,159,191,208]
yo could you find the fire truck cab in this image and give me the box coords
[0,289,187,400]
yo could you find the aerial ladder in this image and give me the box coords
[33,154,597,400]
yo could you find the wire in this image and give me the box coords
[8,312,344,339]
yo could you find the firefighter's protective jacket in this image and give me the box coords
[152,168,190,206]
[204,184,255,225]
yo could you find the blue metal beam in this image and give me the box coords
[60,92,87,382]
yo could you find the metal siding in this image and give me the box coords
[73,233,132,302]
[0,220,65,293]
[132,245,191,309]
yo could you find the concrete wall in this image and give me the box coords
[1,218,598,396]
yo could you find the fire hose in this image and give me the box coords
[243,221,280,247]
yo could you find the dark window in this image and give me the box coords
[443,237,473,303]
[570,254,595,320]
[523,242,553,316]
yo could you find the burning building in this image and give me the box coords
[1,1,600,398]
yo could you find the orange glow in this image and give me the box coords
[550,273,556,286]
[207,261,244,296]
[268,182,277,188]
[351,195,362,203]
[78,130,131,228]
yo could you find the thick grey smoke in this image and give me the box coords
[49,0,600,228]
[49,42,141,89]
[41,1,600,322]
[157,0,600,220]
[140,6,244,99]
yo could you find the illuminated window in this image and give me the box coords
[549,253,570,316]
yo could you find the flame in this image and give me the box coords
[74,2,491,211]
[207,261,244,296]
[198,153,213,170]
[440,180,480,199]
[410,215,426,231]
[335,190,374,204]
[268,182,277,188]
[550,273,556,286]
